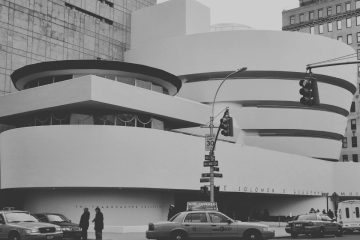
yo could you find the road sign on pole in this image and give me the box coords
[200,178,210,183]
[203,161,218,167]
[202,173,223,178]
[205,134,215,151]
[205,155,215,161]
[213,173,223,178]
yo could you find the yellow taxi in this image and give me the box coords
[146,210,275,240]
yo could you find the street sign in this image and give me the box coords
[202,173,223,178]
[203,161,218,167]
[205,154,215,161]
[200,177,210,183]
[212,167,220,172]
[213,173,223,178]
[205,134,215,151]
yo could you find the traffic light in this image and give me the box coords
[220,116,233,137]
[299,76,319,106]
[200,186,209,195]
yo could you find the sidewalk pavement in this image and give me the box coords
[87,222,290,239]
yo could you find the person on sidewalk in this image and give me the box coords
[79,208,90,240]
[92,207,104,240]
[167,204,176,220]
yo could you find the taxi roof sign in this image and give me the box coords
[186,201,218,211]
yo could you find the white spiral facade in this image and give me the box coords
[0,0,359,232]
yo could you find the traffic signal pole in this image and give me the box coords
[206,67,247,202]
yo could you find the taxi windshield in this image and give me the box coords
[47,214,68,222]
[296,214,317,221]
[169,213,181,222]
[5,212,38,223]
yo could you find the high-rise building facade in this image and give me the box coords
[282,0,360,162]
[0,0,156,95]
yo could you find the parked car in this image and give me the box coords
[285,213,343,238]
[0,209,63,240]
[146,210,275,240]
[32,213,81,239]
[337,200,360,232]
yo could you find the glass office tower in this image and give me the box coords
[0,0,156,95]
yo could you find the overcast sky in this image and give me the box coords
[156,0,299,30]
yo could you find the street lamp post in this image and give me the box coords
[208,67,247,202]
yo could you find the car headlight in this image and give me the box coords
[61,227,71,231]
[73,227,81,231]
[56,226,63,232]
[262,226,269,231]
[25,228,40,234]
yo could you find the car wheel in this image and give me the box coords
[8,232,20,240]
[335,226,343,237]
[244,230,262,240]
[171,231,187,240]
[291,233,298,238]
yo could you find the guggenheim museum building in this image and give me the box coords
[0,0,359,231]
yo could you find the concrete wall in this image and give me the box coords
[24,189,173,231]
[0,126,338,193]
[130,0,210,48]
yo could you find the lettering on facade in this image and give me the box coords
[234,186,328,196]
[75,204,161,209]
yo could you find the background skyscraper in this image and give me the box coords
[0,0,156,95]
[282,0,360,162]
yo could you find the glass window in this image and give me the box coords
[346,208,350,218]
[309,11,314,20]
[343,137,348,148]
[343,155,348,161]
[353,154,359,162]
[310,26,315,34]
[327,6,332,16]
[357,0,360,9]
[337,36,343,41]
[319,24,324,34]
[357,16,360,25]
[351,101,356,112]
[136,115,152,128]
[358,33,360,42]
[184,213,207,223]
[300,14,304,22]
[116,76,135,85]
[209,212,231,223]
[135,79,151,90]
[336,4,342,14]
[346,2,351,11]
[337,20,342,30]
[318,9,323,18]
[352,136,357,147]
[321,215,332,221]
[358,66,360,77]
[356,207,360,217]
[351,119,357,130]
[116,113,135,127]
[347,34,353,44]
[347,18,352,27]
[151,84,163,93]
[328,22,333,32]
[290,16,295,24]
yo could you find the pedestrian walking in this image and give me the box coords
[328,209,334,219]
[79,208,90,240]
[167,204,176,220]
[92,207,104,240]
